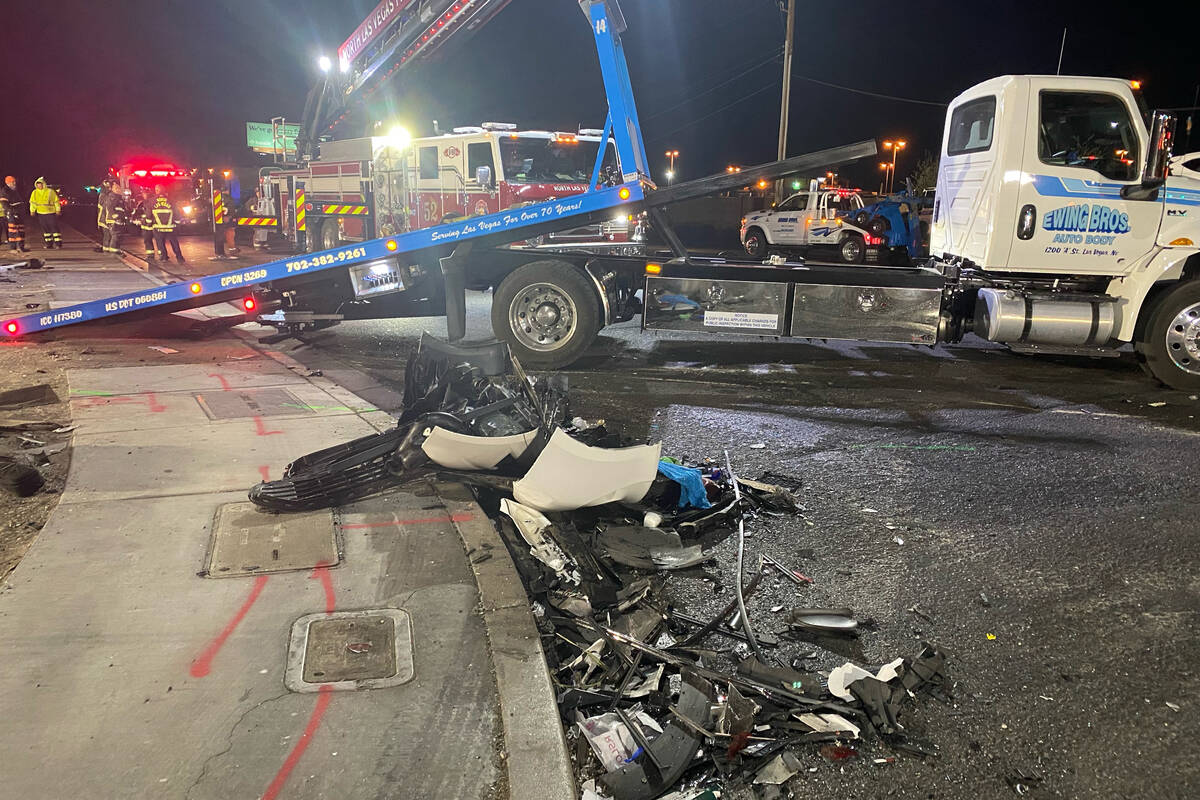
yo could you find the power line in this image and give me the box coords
[648,80,780,142]
[643,46,782,122]
[645,60,946,142]
[790,73,947,107]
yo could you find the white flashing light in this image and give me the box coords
[318,55,332,73]
[481,122,517,131]
[386,125,412,150]
[339,57,350,74]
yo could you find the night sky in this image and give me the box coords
[2,0,1196,193]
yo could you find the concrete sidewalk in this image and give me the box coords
[0,226,572,799]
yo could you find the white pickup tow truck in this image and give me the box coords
[739,185,885,263]
[645,74,1200,391]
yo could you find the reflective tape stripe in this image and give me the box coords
[236,217,278,226]
[296,191,306,231]
[320,204,368,215]
[212,190,225,224]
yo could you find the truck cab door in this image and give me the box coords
[806,193,839,245]
[1009,81,1161,275]
[770,193,808,244]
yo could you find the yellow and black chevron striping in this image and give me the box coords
[320,204,369,215]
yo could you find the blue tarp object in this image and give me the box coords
[657,460,712,510]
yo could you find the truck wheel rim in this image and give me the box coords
[842,239,861,261]
[509,283,577,352]
[1164,301,1200,375]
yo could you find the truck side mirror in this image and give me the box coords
[475,165,493,189]
[1124,111,1176,200]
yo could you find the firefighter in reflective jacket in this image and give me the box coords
[101,185,127,253]
[151,185,184,262]
[95,178,113,253]
[1,176,29,253]
[29,178,62,248]
[134,189,156,258]
[209,183,237,260]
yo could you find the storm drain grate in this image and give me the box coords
[205,502,338,577]
[285,609,414,692]
[194,387,313,420]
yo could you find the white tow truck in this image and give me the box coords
[739,184,885,263]
[646,74,1200,391]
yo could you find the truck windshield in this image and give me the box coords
[500,137,614,184]
[131,180,195,207]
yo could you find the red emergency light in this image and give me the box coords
[189,282,202,294]
[242,297,256,312]
[4,321,18,335]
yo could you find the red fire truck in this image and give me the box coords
[112,160,207,230]
[262,123,638,254]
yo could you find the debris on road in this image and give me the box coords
[250,336,952,796]
[147,346,179,355]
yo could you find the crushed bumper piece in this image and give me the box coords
[421,426,537,470]
[513,429,661,512]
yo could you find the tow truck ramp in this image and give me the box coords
[2,139,876,340]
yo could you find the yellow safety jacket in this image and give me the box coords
[29,187,60,215]
[151,196,176,232]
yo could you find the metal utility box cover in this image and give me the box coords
[790,284,941,343]
[206,502,338,577]
[194,388,311,420]
[643,277,787,335]
[285,609,415,692]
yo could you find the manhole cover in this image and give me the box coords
[194,388,312,420]
[205,502,338,577]
[285,609,414,692]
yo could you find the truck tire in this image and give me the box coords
[305,220,323,253]
[320,219,341,252]
[743,227,769,258]
[1135,279,1200,391]
[492,261,601,370]
[838,234,865,264]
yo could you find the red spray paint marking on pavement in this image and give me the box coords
[310,561,335,614]
[259,685,334,800]
[208,373,233,391]
[253,416,283,436]
[338,513,475,529]
[257,465,271,482]
[189,574,269,678]
[76,395,164,412]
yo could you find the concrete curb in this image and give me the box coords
[436,481,578,800]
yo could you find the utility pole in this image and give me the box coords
[775,0,795,202]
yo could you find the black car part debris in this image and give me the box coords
[250,335,951,798]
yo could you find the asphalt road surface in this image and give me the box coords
[273,298,1199,799]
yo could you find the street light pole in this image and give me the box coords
[881,139,906,194]
[664,150,679,184]
[775,0,795,202]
